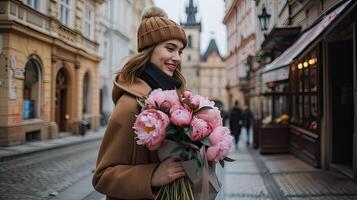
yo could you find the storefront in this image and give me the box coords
[257,0,357,177]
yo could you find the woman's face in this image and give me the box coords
[150,39,184,77]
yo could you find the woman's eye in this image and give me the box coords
[166,47,174,52]
[179,51,183,55]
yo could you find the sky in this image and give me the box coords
[153,0,227,56]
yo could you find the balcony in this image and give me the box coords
[0,0,98,55]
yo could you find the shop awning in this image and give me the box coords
[262,0,352,83]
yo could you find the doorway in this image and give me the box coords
[329,39,354,176]
[55,68,68,132]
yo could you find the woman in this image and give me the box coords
[92,7,188,200]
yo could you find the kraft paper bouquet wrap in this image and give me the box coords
[133,89,235,200]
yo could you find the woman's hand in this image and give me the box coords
[151,157,186,187]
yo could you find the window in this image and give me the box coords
[290,51,318,132]
[60,0,71,26]
[83,72,91,114]
[27,0,40,11]
[23,59,41,120]
[84,6,93,38]
[261,80,289,127]
[188,35,192,48]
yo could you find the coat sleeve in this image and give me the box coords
[92,94,159,199]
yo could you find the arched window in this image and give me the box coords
[23,59,41,120]
[188,35,192,48]
[82,72,91,114]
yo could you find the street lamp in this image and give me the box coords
[258,5,271,37]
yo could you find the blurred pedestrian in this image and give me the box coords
[221,109,229,126]
[229,100,243,149]
[242,105,254,146]
[92,7,188,200]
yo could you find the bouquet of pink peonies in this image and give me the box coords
[133,89,234,200]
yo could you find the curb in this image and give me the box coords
[0,133,104,162]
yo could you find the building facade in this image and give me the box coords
[223,0,257,109]
[130,0,155,54]
[98,0,133,118]
[181,0,201,94]
[0,0,103,145]
[98,0,154,121]
[199,39,228,110]
[253,0,357,180]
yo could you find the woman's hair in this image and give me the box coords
[117,46,186,93]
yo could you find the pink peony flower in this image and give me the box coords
[181,91,200,111]
[190,97,200,109]
[196,108,223,130]
[133,109,170,151]
[206,127,234,162]
[195,95,215,108]
[169,105,192,127]
[182,91,193,99]
[190,117,211,141]
[145,89,180,110]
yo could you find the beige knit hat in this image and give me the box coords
[137,7,187,52]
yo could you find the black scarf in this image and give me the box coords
[139,62,182,90]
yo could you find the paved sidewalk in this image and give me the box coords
[0,127,105,162]
[223,129,357,200]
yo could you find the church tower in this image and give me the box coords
[181,0,201,94]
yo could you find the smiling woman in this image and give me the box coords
[150,40,184,77]
[92,6,189,200]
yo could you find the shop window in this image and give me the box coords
[261,81,289,126]
[290,52,318,132]
[23,59,41,120]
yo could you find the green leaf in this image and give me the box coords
[170,145,184,157]
[223,156,235,162]
[219,160,225,168]
[165,124,177,135]
[193,106,213,115]
[130,111,138,116]
[181,98,190,105]
[200,137,211,146]
[136,97,145,109]
[183,126,193,137]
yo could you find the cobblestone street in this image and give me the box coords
[1,129,357,200]
[0,140,101,200]
[222,130,357,200]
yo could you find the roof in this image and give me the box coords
[202,39,222,61]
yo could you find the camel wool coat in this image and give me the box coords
[92,75,160,200]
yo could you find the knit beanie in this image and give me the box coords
[137,7,187,52]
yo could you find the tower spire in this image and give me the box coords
[181,0,201,30]
[185,0,197,25]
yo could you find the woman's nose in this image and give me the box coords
[172,52,181,62]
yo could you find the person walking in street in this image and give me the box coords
[229,100,243,149]
[92,7,188,200]
[242,105,254,146]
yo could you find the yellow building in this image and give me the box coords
[0,0,103,146]
[223,0,256,108]
[199,39,228,110]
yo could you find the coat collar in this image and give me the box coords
[112,74,152,104]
